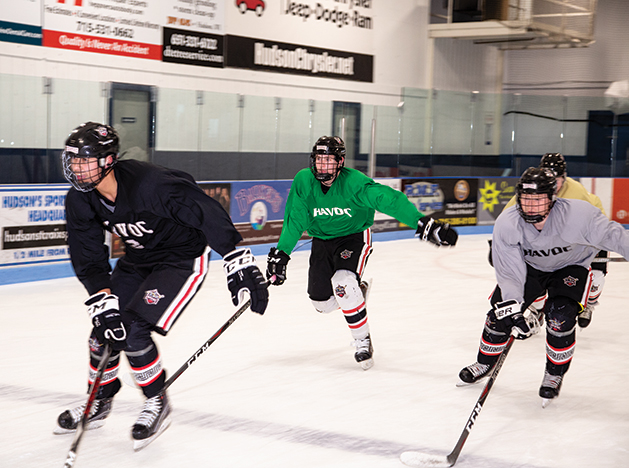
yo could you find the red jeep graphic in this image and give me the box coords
[236,0,265,16]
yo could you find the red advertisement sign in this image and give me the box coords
[43,30,161,59]
[611,179,629,223]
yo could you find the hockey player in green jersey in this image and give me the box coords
[266,136,458,369]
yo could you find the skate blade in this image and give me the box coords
[132,415,172,451]
[53,419,106,435]
[400,450,451,467]
[541,398,554,408]
[455,378,485,388]
[360,358,374,370]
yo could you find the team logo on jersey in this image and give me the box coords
[340,249,353,259]
[335,285,347,298]
[563,276,578,287]
[144,289,165,305]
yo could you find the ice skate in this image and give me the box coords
[457,362,494,387]
[132,393,172,451]
[578,303,594,328]
[353,334,374,370]
[540,370,564,408]
[54,397,113,434]
[359,278,373,303]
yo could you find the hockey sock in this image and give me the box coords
[88,341,121,399]
[332,270,369,339]
[127,343,165,398]
[545,296,577,375]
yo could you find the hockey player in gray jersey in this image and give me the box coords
[459,167,629,406]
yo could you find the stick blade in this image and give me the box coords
[400,451,452,468]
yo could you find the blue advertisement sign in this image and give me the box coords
[229,181,293,245]
[0,20,42,46]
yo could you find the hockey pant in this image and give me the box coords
[87,247,210,399]
[308,231,372,340]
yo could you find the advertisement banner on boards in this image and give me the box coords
[0,185,70,267]
[0,0,42,46]
[226,0,374,54]
[225,35,374,82]
[611,178,629,224]
[42,0,162,60]
[162,1,225,67]
[401,178,478,226]
[229,180,304,246]
[476,178,518,225]
[372,178,409,232]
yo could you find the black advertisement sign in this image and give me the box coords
[163,27,224,68]
[3,224,68,249]
[225,34,373,83]
[402,178,479,226]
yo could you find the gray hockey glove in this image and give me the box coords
[266,247,290,286]
[86,292,128,351]
[490,299,534,339]
[416,216,458,246]
[224,248,269,315]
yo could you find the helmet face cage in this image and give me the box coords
[539,152,566,179]
[62,122,119,192]
[309,136,346,182]
[516,167,557,224]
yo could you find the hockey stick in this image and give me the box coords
[161,295,257,393]
[62,344,113,468]
[400,335,516,468]
[592,257,626,263]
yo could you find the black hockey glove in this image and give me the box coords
[266,247,291,286]
[490,299,534,339]
[416,216,458,246]
[223,248,269,315]
[86,292,128,351]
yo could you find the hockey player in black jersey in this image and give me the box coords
[54,122,269,449]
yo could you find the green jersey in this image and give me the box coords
[277,167,424,254]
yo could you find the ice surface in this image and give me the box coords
[1,234,628,468]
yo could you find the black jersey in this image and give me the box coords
[65,160,242,294]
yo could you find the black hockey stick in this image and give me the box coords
[400,335,516,468]
[161,297,253,393]
[62,344,113,468]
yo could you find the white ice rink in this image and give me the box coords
[1,234,628,468]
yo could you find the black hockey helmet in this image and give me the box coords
[310,136,346,183]
[539,152,567,178]
[62,122,119,192]
[516,167,557,224]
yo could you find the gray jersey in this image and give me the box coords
[493,198,629,303]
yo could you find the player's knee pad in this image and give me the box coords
[589,269,605,303]
[546,296,578,338]
[311,296,339,314]
[331,269,362,309]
